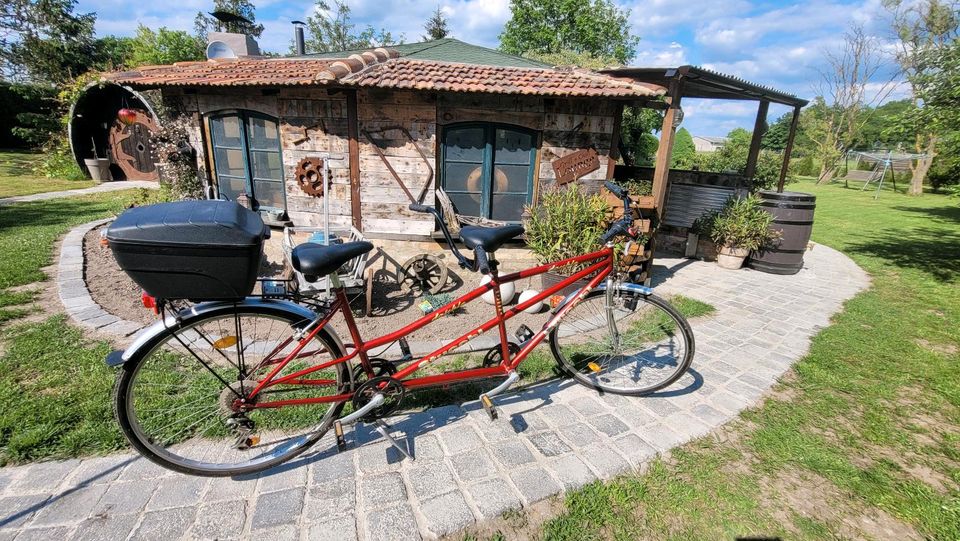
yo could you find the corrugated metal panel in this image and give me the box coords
[663,183,738,228]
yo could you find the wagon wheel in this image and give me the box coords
[398,254,448,294]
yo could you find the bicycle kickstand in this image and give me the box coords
[479,371,520,421]
[372,420,413,461]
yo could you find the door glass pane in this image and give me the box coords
[211,116,243,148]
[246,116,279,151]
[214,148,247,177]
[444,127,485,162]
[443,162,484,193]
[490,194,526,222]
[253,180,285,210]
[218,176,247,201]
[250,150,283,181]
[494,129,533,165]
[449,192,482,217]
[493,165,530,194]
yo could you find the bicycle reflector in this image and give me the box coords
[141,291,159,314]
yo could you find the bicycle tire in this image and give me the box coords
[549,286,695,396]
[113,303,349,477]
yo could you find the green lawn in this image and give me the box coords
[0,150,94,198]
[484,179,959,540]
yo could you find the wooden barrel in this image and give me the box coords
[747,191,816,275]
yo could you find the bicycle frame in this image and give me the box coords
[244,245,617,409]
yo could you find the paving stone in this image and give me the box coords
[363,503,420,541]
[709,390,752,414]
[419,490,474,538]
[0,494,49,529]
[304,482,355,522]
[559,422,602,448]
[437,425,483,456]
[489,439,534,468]
[666,412,713,440]
[9,460,78,494]
[449,450,495,483]
[407,462,457,501]
[92,479,159,516]
[131,506,196,540]
[613,434,658,466]
[568,396,606,416]
[260,463,308,493]
[538,403,578,426]
[508,411,551,434]
[11,525,72,541]
[306,514,357,540]
[548,454,598,492]
[146,475,207,511]
[467,478,522,520]
[251,487,304,530]
[640,397,681,417]
[586,414,630,437]
[71,514,140,541]
[356,442,406,474]
[310,450,356,484]
[509,466,561,505]
[409,434,444,462]
[579,443,630,480]
[204,474,258,502]
[117,458,169,481]
[359,473,406,506]
[29,484,108,527]
[67,455,133,487]
[526,431,572,457]
[471,416,516,443]
[190,499,246,539]
[255,523,300,540]
[307,477,355,504]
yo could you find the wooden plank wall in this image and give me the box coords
[165,87,619,237]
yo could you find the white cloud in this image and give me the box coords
[627,0,753,38]
[633,40,686,66]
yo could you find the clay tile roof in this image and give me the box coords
[343,58,665,98]
[105,57,341,87]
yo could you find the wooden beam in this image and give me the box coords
[777,104,803,192]
[346,90,362,232]
[651,79,683,219]
[606,102,624,180]
[744,99,769,180]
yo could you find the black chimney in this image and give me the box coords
[293,20,306,55]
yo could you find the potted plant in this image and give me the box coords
[687,211,717,259]
[525,185,608,296]
[708,195,781,269]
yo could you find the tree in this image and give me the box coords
[94,36,136,71]
[194,0,265,42]
[885,0,959,194]
[809,26,896,183]
[422,5,450,40]
[696,128,785,190]
[499,0,639,64]
[130,25,205,67]
[305,0,397,53]
[671,128,695,168]
[1,0,99,84]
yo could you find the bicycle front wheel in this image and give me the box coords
[549,286,694,396]
[114,304,349,477]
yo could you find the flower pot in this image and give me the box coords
[84,158,112,183]
[716,245,750,269]
[541,271,589,298]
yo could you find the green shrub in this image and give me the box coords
[525,184,608,275]
[791,155,816,177]
[37,135,86,180]
[708,195,781,251]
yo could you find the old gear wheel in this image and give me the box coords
[295,157,325,197]
[352,376,405,421]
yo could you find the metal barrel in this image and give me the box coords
[747,190,816,275]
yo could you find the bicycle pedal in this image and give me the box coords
[514,324,534,344]
[398,338,412,361]
[334,420,347,452]
[480,394,498,421]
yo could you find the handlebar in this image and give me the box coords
[600,181,638,245]
[409,202,477,271]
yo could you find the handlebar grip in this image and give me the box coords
[604,181,627,199]
[409,203,432,213]
[474,247,491,275]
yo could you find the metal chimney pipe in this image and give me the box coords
[293,21,306,55]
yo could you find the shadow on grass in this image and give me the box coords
[891,204,960,224]
[845,226,960,282]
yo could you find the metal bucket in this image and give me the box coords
[747,190,816,275]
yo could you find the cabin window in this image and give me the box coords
[209,111,286,212]
[441,123,536,222]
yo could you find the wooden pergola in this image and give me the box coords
[602,65,809,217]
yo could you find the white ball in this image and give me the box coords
[518,289,544,313]
[480,275,516,305]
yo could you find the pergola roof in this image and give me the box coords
[600,65,809,107]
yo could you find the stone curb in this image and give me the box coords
[0,181,158,206]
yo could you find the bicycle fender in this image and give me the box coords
[550,281,653,315]
[105,298,344,367]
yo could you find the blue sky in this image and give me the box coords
[77,0,907,136]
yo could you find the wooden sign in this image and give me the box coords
[552,148,600,185]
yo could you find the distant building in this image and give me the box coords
[692,135,728,152]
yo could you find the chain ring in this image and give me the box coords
[352,358,397,387]
[482,343,521,368]
[352,376,405,421]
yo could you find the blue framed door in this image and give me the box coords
[209,111,286,212]
[441,123,536,223]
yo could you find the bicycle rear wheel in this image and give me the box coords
[549,286,694,396]
[114,304,349,477]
